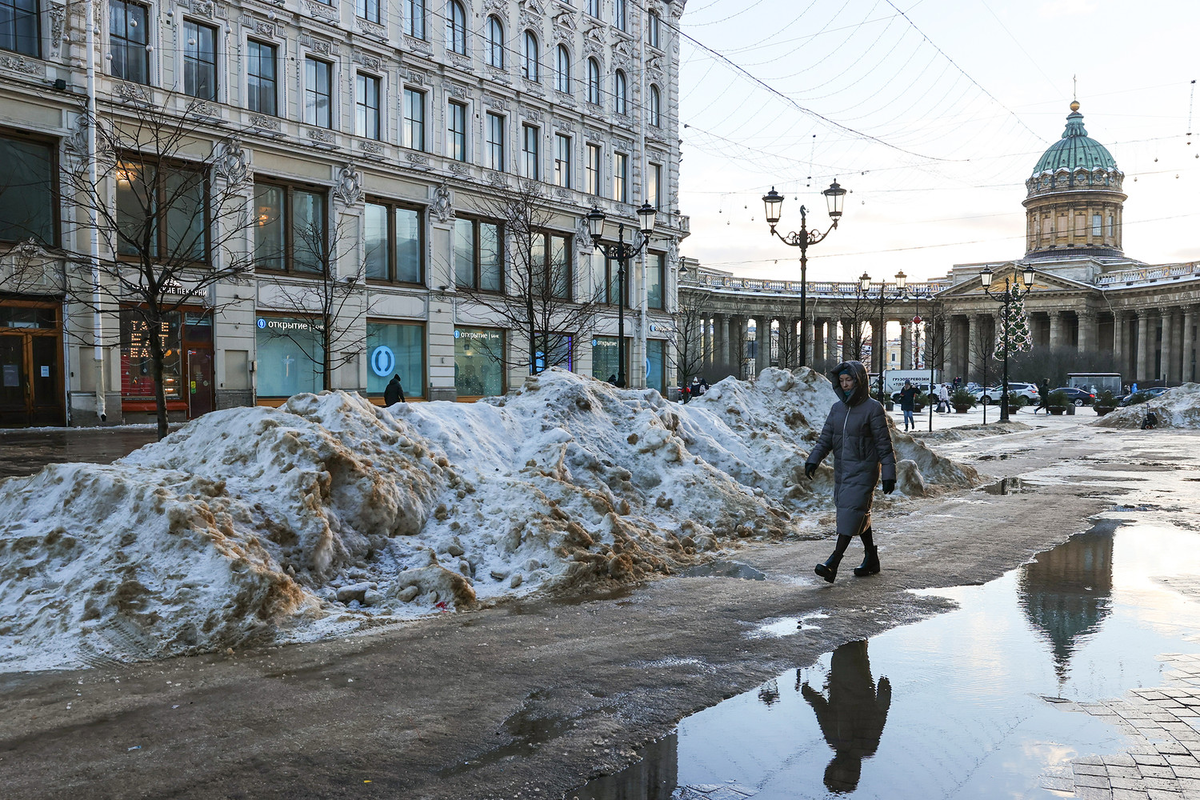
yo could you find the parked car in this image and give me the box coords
[1051,386,1096,407]
[972,382,1040,405]
[1118,386,1172,406]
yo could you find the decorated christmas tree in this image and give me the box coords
[994,288,1033,360]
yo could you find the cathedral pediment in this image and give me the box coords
[937,263,1096,300]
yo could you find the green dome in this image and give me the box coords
[1031,103,1119,175]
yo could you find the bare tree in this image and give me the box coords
[671,283,712,390]
[59,93,256,439]
[257,212,373,391]
[832,291,874,364]
[455,179,605,378]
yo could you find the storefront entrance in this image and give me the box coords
[0,302,64,427]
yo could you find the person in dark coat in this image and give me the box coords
[1033,378,1051,414]
[384,374,405,405]
[804,360,897,582]
[897,380,920,432]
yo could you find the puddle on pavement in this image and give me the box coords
[441,700,573,777]
[751,613,831,638]
[682,561,767,581]
[570,519,1200,799]
[980,476,1029,495]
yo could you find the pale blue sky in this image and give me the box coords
[676,0,1200,282]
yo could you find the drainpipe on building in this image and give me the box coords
[85,0,106,421]
[638,23,648,390]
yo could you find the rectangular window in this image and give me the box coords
[356,0,380,24]
[404,88,425,151]
[357,73,382,140]
[454,327,505,398]
[454,217,502,291]
[614,0,626,31]
[364,199,423,284]
[246,40,278,116]
[554,133,571,188]
[448,100,467,162]
[586,143,601,196]
[254,181,327,274]
[116,159,207,262]
[367,322,424,399]
[1108,214,1115,237]
[528,231,571,300]
[648,162,662,210]
[591,336,626,382]
[523,124,539,180]
[647,252,664,310]
[486,112,505,171]
[614,152,628,203]
[0,132,56,246]
[305,58,332,128]
[110,0,149,85]
[587,0,600,18]
[1092,213,1102,237]
[1,0,39,56]
[406,0,425,39]
[256,316,323,397]
[183,20,217,100]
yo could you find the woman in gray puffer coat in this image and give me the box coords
[804,361,897,582]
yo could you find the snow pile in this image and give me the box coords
[0,367,979,671]
[1095,384,1200,429]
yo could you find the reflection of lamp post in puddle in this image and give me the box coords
[800,640,891,793]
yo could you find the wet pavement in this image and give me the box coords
[0,427,163,480]
[571,520,1200,799]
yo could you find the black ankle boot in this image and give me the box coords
[853,546,880,577]
[815,552,843,583]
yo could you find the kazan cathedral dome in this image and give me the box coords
[1022,101,1127,261]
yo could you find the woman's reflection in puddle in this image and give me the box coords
[799,640,891,793]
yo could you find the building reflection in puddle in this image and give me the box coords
[569,521,1200,799]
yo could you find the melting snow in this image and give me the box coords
[0,367,978,672]
[1095,383,1200,429]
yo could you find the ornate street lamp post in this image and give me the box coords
[761,180,847,368]
[981,264,1037,422]
[587,202,657,388]
[858,270,907,401]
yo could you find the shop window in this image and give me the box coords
[591,335,627,383]
[255,316,323,397]
[367,321,424,399]
[647,339,667,393]
[120,308,182,402]
[0,131,56,247]
[454,327,505,397]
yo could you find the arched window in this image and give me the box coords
[614,70,627,115]
[647,11,661,48]
[523,30,539,82]
[486,16,504,68]
[649,84,661,127]
[556,44,570,93]
[445,1,466,55]
[587,58,601,104]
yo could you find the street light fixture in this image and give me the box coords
[980,264,1037,422]
[859,271,908,400]
[761,180,847,369]
[588,201,657,388]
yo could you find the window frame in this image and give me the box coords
[445,0,466,55]
[614,0,626,32]
[522,123,540,181]
[523,30,539,82]
[182,19,217,101]
[586,142,601,196]
[649,84,662,127]
[486,111,506,172]
[0,128,59,248]
[246,38,278,116]
[453,216,504,293]
[304,56,333,129]
[647,10,661,48]
[253,179,329,276]
[646,251,665,310]
[404,87,426,151]
[648,161,662,210]
[614,69,627,115]
[587,0,600,19]
[587,58,601,105]
[115,155,210,265]
[356,0,380,24]
[0,0,40,57]
[356,72,382,141]
[555,44,570,93]
[613,151,628,203]
[364,197,425,286]
[110,0,150,85]
[406,0,425,40]
[486,15,504,68]
[447,100,468,162]
[554,133,571,189]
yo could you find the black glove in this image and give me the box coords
[882,479,895,494]
[804,462,817,480]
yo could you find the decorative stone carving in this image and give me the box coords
[192,0,216,18]
[574,217,594,253]
[213,138,249,186]
[667,237,679,269]
[0,55,44,76]
[254,21,278,38]
[408,71,426,85]
[248,113,280,131]
[448,52,471,70]
[481,0,505,11]
[554,187,570,200]
[525,108,544,123]
[304,0,338,22]
[354,51,383,72]
[432,183,454,222]
[306,128,335,144]
[359,141,384,156]
[518,0,545,27]
[356,19,387,40]
[334,163,364,206]
[187,101,218,119]
[302,36,334,56]
[486,172,509,189]
[522,79,545,96]
[445,82,468,99]
[483,94,510,111]
[553,6,576,31]
[448,162,468,176]
[405,35,432,54]
[113,82,150,102]
[405,152,429,167]
[485,66,512,85]
[49,5,65,55]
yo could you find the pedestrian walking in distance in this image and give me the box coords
[1033,378,1051,415]
[897,380,919,432]
[384,374,406,406]
[804,361,897,582]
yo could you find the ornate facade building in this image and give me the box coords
[0,0,688,427]
[681,102,1200,389]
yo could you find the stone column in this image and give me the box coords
[1049,310,1063,351]
[1171,308,1185,383]
[1078,310,1097,354]
[1184,306,1197,383]
[900,321,912,369]
[829,319,840,364]
[811,318,824,368]
[1112,311,1125,378]
[941,317,952,375]
[754,316,769,376]
[967,314,980,383]
[1137,311,1152,384]
[779,318,794,369]
[712,314,726,372]
[1162,311,1175,382]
